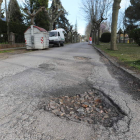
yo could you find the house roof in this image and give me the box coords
[24,25,47,33]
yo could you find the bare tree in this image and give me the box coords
[81,0,97,44]
[69,26,74,43]
[24,7,44,25]
[85,22,92,41]
[44,0,66,30]
[23,0,65,31]
[81,0,112,45]
[23,0,47,25]
[94,0,112,45]
[110,0,121,50]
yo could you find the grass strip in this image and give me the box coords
[96,43,140,71]
[0,50,14,53]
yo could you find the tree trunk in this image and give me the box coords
[119,33,120,43]
[66,33,68,43]
[97,26,100,45]
[74,35,76,43]
[31,16,34,25]
[7,20,9,43]
[92,31,94,46]
[72,35,74,43]
[49,22,53,31]
[110,0,121,50]
[123,32,125,43]
[53,22,56,30]
[0,4,1,19]
[94,31,96,44]
[71,32,73,43]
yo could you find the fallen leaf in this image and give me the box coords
[82,104,88,108]
[100,110,103,113]
[95,99,102,103]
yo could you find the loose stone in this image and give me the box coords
[46,89,125,127]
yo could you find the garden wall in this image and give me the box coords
[0,43,25,49]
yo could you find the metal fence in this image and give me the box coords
[0,33,8,44]
[15,34,25,43]
[0,33,25,44]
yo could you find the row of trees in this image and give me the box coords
[81,0,112,45]
[83,0,138,50]
[0,0,80,43]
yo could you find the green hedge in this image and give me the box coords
[0,20,28,43]
[100,32,111,43]
[129,28,140,46]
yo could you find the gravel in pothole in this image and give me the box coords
[44,89,125,127]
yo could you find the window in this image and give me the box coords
[58,32,60,36]
[49,32,57,37]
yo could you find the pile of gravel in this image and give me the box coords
[45,90,125,127]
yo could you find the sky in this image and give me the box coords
[49,0,131,35]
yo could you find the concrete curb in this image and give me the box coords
[0,47,26,51]
[94,45,140,83]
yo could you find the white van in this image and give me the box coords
[49,28,65,47]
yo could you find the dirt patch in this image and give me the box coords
[43,89,125,127]
[0,49,32,60]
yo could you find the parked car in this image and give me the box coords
[49,28,65,47]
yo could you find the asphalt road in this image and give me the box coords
[0,42,140,140]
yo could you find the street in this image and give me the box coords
[0,42,140,140]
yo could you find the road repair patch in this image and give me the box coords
[74,56,91,61]
[39,63,55,71]
[43,89,125,127]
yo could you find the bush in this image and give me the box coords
[129,28,140,46]
[100,32,111,43]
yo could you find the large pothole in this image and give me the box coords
[43,89,125,127]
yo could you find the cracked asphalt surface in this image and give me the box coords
[0,42,140,140]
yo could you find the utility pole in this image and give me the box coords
[0,0,3,19]
[5,0,9,42]
[5,0,7,21]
